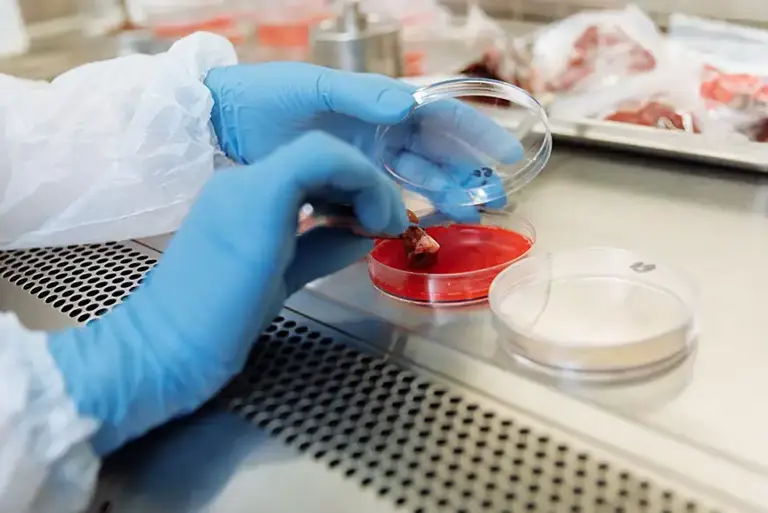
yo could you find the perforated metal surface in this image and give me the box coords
[0,243,156,324]
[217,313,720,513]
[0,243,729,512]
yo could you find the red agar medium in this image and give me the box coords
[368,224,533,304]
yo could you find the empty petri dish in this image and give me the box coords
[489,248,698,380]
[374,77,551,212]
[367,211,535,305]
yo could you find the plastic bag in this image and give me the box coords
[547,57,729,137]
[669,13,768,141]
[517,5,663,98]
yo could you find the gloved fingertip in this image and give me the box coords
[500,137,526,165]
[375,89,416,124]
[356,189,391,234]
[484,196,508,209]
[379,206,410,237]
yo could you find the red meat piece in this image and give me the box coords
[402,209,440,269]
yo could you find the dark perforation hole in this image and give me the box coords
[61,304,73,313]
[407,461,419,470]
[360,478,372,487]
[30,286,42,295]
[471,456,482,464]
[482,500,493,509]
[576,453,588,461]
[111,290,125,298]
[9,275,21,284]
[597,479,607,487]
[395,497,407,507]
[461,490,473,499]
[22,281,35,291]
[573,487,583,495]
[307,331,321,339]
[53,299,65,308]
[576,470,586,477]
[526,503,536,511]
[662,491,674,500]
[418,488,430,497]
[78,298,90,307]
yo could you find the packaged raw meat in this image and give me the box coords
[515,5,664,99]
[603,98,700,133]
[669,13,768,141]
[547,60,723,136]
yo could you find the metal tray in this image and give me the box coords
[403,75,768,173]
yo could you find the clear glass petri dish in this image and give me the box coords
[368,211,535,306]
[374,77,552,211]
[489,247,698,381]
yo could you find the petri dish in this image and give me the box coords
[368,211,535,305]
[489,247,698,381]
[367,77,549,306]
[374,77,552,210]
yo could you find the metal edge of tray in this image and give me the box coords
[543,117,768,173]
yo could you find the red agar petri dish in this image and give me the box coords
[368,214,535,305]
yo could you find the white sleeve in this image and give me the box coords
[0,313,100,512]
[0,32,238,250]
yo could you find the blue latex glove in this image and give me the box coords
[205,64,523,222]
[48,132,408,455]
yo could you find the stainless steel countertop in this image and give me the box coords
[299,145,768,478]
[132,143,768,508]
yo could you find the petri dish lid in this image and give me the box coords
[489,247,698,379]
[375,78,552,210]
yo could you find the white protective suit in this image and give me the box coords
[0,33,237,512]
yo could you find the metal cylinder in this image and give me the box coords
[310,1,403,77]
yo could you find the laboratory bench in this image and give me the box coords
[1,142,767,512]
[2,23,768,513]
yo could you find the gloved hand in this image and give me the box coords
[47,132,408,455]
[205,64,523,222]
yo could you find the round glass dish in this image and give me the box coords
[374,78,551,210]
[368,212,535,305]
[489,248,698,380]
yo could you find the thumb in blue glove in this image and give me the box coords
[48,132,408,455]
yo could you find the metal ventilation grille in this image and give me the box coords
[220,313,721,513]
[0,243,156,324]
[0,243,724,512]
